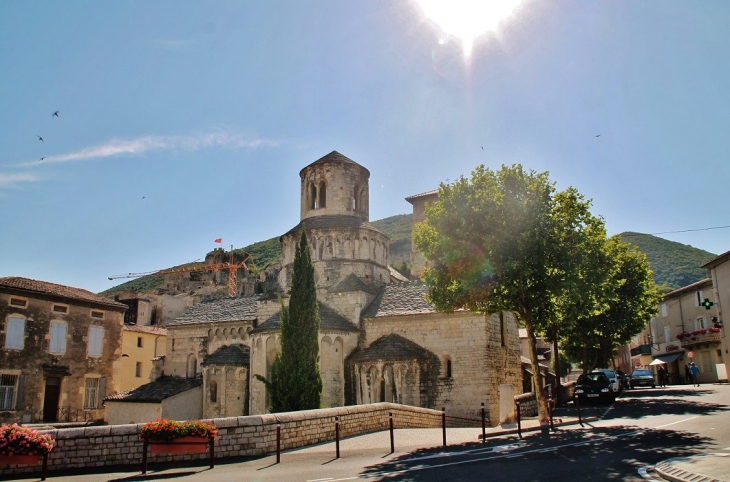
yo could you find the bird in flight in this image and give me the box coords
[481,146,484,150]
[595,134,601,137]
[142,196,146,199]
[52,111,60,117]
[39,157,45,161]
[37,136,44,142]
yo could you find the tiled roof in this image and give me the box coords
[167,295,259,326]
[663,278,713,300]
[350,334,434,361]
[251,302,358,334]
[702,249,730,269]
[0,276,127,309]
[300,151,369,176]
[328,273,379,295]
[201,344,250,366]
[405,189,439,203]
[388,266,409,283]
[105,376,202,403]
[282,215,384,238]
[362,282,436,318]
[123,324,168,335]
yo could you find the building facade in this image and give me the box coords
[127,151,523,425]
[0,277,126,424]
[702,250,730,381]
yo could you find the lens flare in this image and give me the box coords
[414,0,524,56]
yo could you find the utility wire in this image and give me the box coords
[621,225,730,237]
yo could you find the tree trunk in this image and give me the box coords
[523,314,549,422]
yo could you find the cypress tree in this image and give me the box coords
[257,229,322,412]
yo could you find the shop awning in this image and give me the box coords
[652,353,682,364]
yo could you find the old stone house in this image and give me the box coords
[0,276,126,424]
[117,151,523,425]
[120,324,167,392]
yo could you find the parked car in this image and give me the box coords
[575,373,615,404]
[591,368,621,394]
[629,369,656,389]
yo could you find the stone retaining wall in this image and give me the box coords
[3,403,481,477]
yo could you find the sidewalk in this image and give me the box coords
[4,413,729,481]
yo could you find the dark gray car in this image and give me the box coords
[630,369,656,389]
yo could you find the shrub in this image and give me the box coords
[0,424,54,456]
[139,419,218,443]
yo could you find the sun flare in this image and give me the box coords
[414,0,524,56]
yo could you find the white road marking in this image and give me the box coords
[655,416,698,429]
[307,478,335,482]
[637,466,658,480]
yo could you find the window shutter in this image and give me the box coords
[15,374,26,410]
[5,317,25,349]
[50,323,67,353]
[97,377,106,407]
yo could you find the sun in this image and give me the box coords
[413,0,524,56]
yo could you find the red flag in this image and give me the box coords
[214,238,222,243]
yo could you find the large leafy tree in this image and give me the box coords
[256,229,322,412]
[561,236,661,372]
[413,164,606,421]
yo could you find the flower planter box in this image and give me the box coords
[0,453,49,480]
[142,436,215,474]
[0,454,43,465]
[149,436,211,455]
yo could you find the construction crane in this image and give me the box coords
[109,250,252,297]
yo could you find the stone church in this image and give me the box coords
[124,151,522,424]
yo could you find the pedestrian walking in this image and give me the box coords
[685,364,692,385]
[689,362,700,387]
[657,365,666,387]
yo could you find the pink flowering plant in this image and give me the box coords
[0,424,54,456]
[139,419,218,443]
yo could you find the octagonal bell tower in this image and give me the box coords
[279,151,390,292]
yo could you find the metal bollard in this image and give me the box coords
[575,394,583,427]
[481,402,486,443]
[442,407,446,447]
[335,416,340,459]
[389,412,395,454]
[276,422,281,464]
[515,401,522,439]
[549,397,555,431]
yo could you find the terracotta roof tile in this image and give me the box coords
[123,324,168,335]
[0,276,126,309]
[105,376,201,403]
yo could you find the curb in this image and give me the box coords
[655,454,730,482]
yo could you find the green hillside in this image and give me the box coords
[101,216,712,296]
[618,232,715,290]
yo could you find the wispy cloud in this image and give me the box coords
[16,131,281,167]
[0,172,41,188]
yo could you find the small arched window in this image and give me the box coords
[187,354,197,378]
[353,184,359,210]
[443,355,452,378]
[210,380,217,403]
[309,182,317,209]
[319,181,327,208]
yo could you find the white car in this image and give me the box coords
[591,369,621,394]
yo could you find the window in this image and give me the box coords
[661,303,667,318]
[87,326,104,356]
[9,297,27,308]
[137,337,143,348]
[52,304,68,314]
[135,362,142,378]
[49,321,67,354]
[210,381,217,403]
[664,326,671,344]
[4,317,25,350]
[443,355,452,378]
[90,310,104,320]
[318,181,327,208]
[0,374,19,410]
[84,378,99,409]
[499,312,506,347]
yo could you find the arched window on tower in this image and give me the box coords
[353,184,359,210]
[309,182,317,210]
[319,181,327,208]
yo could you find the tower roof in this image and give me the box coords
[299,150,369,178]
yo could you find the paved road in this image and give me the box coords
[4,384,729,481]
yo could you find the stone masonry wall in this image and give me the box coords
[3,403,479,477]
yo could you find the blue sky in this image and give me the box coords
[1,1,729,294]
